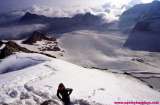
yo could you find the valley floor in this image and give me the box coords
[58,30,160,91]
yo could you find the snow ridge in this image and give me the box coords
[0,54,160,105]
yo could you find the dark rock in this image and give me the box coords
[20,92,30,100]
[0,102,8,105]
[8,90,18,98]
[131,58,145,63]
[52,46,61,51]
[41,46,61,51]
[40,100,60,105]
[23,31,56,45]
[0,41,32,59]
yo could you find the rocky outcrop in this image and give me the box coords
[23,31,56,45]
[0,41,57,59]
[0,41,32,59]
[40,46,61,51]
[22,31,61,52]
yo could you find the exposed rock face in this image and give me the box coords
[23,31,56,45]
[133,21,151,32]
[132,18,160,32]
[0,41,32,59]
[124,30,160,52]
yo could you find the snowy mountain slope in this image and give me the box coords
[0,53,52,74]
[0,54,160,105]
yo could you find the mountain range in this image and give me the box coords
[119,0,160,32]
[121,1,160,52]
[19,12,107,34]
[0,12,109,40]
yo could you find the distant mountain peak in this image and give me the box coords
[73,12,100,19]
[24,12,33,16]
[21,12,39,19]
[20,12,48,23]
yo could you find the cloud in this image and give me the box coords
[2,0,155,24]
[26,5,95,17]
[24,0,146,22]
[28,5,68,17]
[97,0,154,22]
[22,5,118,22]
[0,24,46,39]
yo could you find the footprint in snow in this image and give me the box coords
[44,64,57,71]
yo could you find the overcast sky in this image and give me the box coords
[0,0,155,13]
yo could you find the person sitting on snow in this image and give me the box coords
[57,83,73,105]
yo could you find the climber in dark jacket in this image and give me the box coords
[57,83,73,105]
